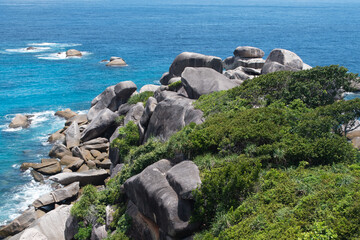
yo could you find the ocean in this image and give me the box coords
[0,0,360,225]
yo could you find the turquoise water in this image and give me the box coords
[1,0,360,224]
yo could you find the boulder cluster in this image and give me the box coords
[3,46,312,240]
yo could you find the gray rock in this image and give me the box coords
[49,169,109,186]
[10,205,72,240]
[90,150,102,159]
[261,48,304,74]
[81,108,117,142]
[96,159,111,169]
[32,182,79,208]
[49,144,72,159]
[32,161,62,175]
[66,159,84,171]
[181,67,238,99]
[154,90,179,103]
[0,207,36,238]
[114,81,137,101]
[9,114,30,128]
[168,77,182,85]
[223,67,250,81]
[223,56,265,70]
[64,215,79,240]
[160,52,223,85]
[139,84,160,93]
[140,97,157,128]
[110,163,124,179]
[233,46,265,58]
[66,49,82,57]
[126,201,159,240]
[124,160,199,238]
[71,147,86,161]
[31,170,44,183]
[88,86,116,121]
[60,156,82,166]
[77,164,90,173]
[55,109,77,120]
[169,52,223,77]
[90,225,107,240]
[81,137,108,146]
[124,102,145,125]
[109,147,120,169]
[144,93,204,142]
[166,161,201,200]
[109,126,122,143]
[17,228,47,240]
[82,143,109,152]
[65,122,80,149]
[65,114,88,127]
[48,129,65,144]
[117,103,134,116]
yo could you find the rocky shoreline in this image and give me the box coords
[2,46,353,240]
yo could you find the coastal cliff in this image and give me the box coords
[2,46,360,240]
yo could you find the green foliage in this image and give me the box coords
[115,115,125,126]
[195,66,358,115]
[74,222,92,240]
[71,185,99,220]
[104,230,130,240]
[194,163,360,239]
[111,121,140,161]
[127,91,154,105]
[192,156,261,226]
[168,80,182,91]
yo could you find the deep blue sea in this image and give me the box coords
[0,0,360,225]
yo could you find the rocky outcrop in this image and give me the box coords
[88,81,136,121]
[181,67,239,99]
[55,109,77,120]
[160,52,223,85]
[49,169,109,186]
[144,92,203,142]
[66,49,82,57]
[261,48,304,74]
[9,114,30,128]
[223,56,265,70]
[90,225,107,240]
[124,159,200,239]
[48,129,65,144]
[32,182,79,208]
[81,108,117,142]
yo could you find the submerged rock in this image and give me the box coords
[66,49,82,57]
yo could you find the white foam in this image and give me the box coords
[11,164,20,169]
[28,42,82,48]
[0,179,53,224]
[36,51,91,60]
[2,126,22,132]
[76,110,88,115]
[5,47,51,53]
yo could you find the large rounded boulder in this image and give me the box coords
[261,48,304,74]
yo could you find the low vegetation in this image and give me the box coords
[72,66,360,239]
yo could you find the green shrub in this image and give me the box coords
[168,80,182,91]
[115,115,125,126]
[192,156,261,226]
[127,91,154,105]
[111,121,140,161]
[74,222,92,240]
[71,185,99,220]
